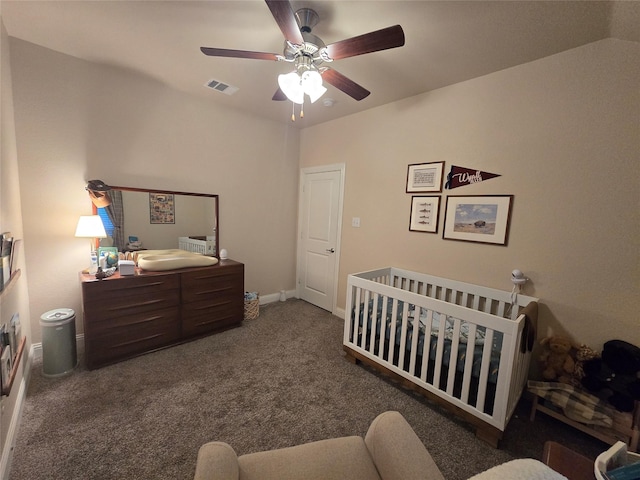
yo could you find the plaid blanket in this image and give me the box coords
[528,380,614,427]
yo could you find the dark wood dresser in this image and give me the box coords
[80,259,244,369]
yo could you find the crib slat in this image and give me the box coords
[398,302,410,369]
[351,287,362,345]
[433,314,446,387]
[369,293,379,356]
[388,298,399,365]
[460,323,478,403]
[475,328,495,412]
[445,318,462,396]
[379,295,389,361]
[360,290,371,349]
[419,309,434,383]
[408,304,420,376]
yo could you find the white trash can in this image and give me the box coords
[40,308,77,377]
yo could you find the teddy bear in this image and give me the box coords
[581,339,640,412]
[569,344,600,387]
[539,335,576,384]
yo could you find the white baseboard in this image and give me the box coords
[30,334,85,362]
[334,306,346,319]
[258,289,296,305]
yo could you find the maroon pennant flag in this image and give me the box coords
[445,165,501,189]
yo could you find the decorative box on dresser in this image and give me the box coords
[80,259,244,369]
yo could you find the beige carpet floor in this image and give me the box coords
[9,299,606,479]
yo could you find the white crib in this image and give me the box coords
[178,236,216,256]
[344,267,539,447]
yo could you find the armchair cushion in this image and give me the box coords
[239,436,380,480]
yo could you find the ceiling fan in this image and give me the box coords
[200,0,405,110]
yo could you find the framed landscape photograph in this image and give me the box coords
[409,196,440,233]
[406,161,444,193]
[443,195,513,245]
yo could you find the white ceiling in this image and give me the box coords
[2,1,638,128]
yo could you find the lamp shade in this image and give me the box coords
[75,215,107,238]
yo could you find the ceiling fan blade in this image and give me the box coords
[322,68,370,101]
[323,25,405,61]
[272,88,287,101]
[200,47,280,61]
[265,0,304,45]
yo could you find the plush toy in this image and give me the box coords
[581,340,640,412]
[569,344,600,387]
[540,335,576,384]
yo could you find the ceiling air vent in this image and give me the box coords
[205,79,239,95]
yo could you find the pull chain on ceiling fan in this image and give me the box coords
[200,0,405,120]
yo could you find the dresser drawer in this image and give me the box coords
[182,301,243,337]
[85,305,180,337]
[83,288,180,323]
[181,266,243,304]
[82,274,179,304]
[85,307,180,368]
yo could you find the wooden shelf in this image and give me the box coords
[0,269,21,302]
[2,336,26,396]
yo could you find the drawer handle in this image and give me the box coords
[194,287,233,296]
[130,281,166,288]
[110,333,164,349]
[100,315,164,333]
[194,314,234,327]
[192,300,232,311]
[107,299,166,311]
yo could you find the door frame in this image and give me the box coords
[296,163,345,315]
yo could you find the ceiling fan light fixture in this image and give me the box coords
[278,71,304,104]
[301,70,326,103]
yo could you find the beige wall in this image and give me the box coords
[0,16,32,470]
[9,39,300,344]
[300,39,640,352]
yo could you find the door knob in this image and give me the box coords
[326,248,335,253]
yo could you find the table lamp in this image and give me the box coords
[75,215,107,274]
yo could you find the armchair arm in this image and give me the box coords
[364,411,445,480]
[194,442,240,480]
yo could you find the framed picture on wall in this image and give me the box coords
[409,196,440,233]
[149,193,175,224]
[443,195,513,245]
[406,162,444,193]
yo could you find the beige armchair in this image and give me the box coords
[194,410,568,480]
[194,411,445,480]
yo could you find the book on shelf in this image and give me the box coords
[1,232,13,288]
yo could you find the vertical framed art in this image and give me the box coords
[409,196,440,233]
[149,193,175,224]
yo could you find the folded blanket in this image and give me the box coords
[528,380,614,427]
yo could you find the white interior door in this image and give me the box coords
[297,165,344,312]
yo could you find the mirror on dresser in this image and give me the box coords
[97,185,219,257]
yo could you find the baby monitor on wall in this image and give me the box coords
[511,269,527,285]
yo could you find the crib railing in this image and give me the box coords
[178,236,216,256]
[344,267,538,432]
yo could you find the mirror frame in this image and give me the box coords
[107,185,219,258]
